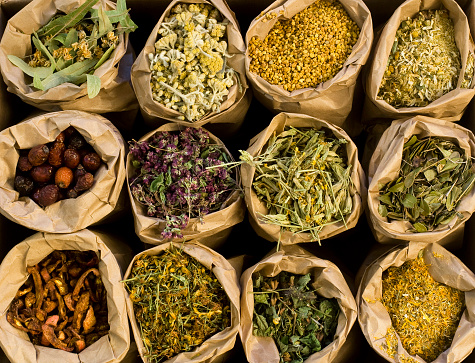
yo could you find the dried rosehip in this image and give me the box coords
[28,145,49,166]
[14,175,34,196]
[31,188,41,204]
[74,164,87,182]
[83,153,101,172]
[37,185,59,207]
[64,149,80,169]
[74,173,94,192]
[55,167,73,189]
[55,131,66,143]
[31,165,54,183]
[48,142,66,167]
[67,189,78,199]
[68,134,86,150]
[17,156,33,172]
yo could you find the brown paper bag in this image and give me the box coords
[367,116,475,245]
[242,112,366,245]
[0,229,130,363]
[127,123,245,247]
[123,242,241,363]
[356,242,475,363]
[244,0,373,130]
[0,0,138,114]
[240,245,358,363]
[363,0,475,123]
[0,110,126,233]
[130,0,251,136]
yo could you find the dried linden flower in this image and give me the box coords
[149,3,236,122]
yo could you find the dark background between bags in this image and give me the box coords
[1,0,475,362]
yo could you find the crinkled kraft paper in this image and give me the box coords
[240,245,358,363]
[363,0,475,123]
[123,241,241,363]
[131,0,251,134]
[357,242,475,363]
[367,116,475,245]
[126,123,245,248]
[241,112,366,245]
[0,0,138,113]
[0,110,126,233]
[245,0,373,130]
[0,229,130,363]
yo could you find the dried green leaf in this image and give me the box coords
[7,55,52,79]
[424,169,437,182]
[413,222,428,233]
[389,182,405,193]
[94,46,114,69]
[379,204,388,217]
[86,74,101,99]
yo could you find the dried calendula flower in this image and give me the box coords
[378,135,475,232]
[123,247,231,362]
[248,0,360,92]
[381,251,465,362]
[378,8,474,108]
[149,3,237,122]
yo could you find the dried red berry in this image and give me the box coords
[74,173,94,192]
[55,167,74,189]
[14,175,34,196]
[48,142,65,167]
[64,149,81,169]
[17,156,33,172]
[28,145,49,166]
[31,165,54,183]
[37,185,59,207]
[31,188,41,204]
[83,153,101,172]
[68,134,86,150]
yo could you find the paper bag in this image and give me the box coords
[123,241,240,363]
[0,110,126,233]
[0,229,130,363]
[0,0,138,114]
[240,245,358,363]
[244,0,373,130]
[363,0,475,123]
[241,112,366,245]
[367,116,475,245]
[356,242,475,363]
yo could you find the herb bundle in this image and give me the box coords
[8,0,137,98]
[129,127,236,239]
[123,247,231,363]
[149,3,236,122]
[252,271,339,363]
[378,8,474,108]
[240,126,353,243]
[378,135,475,232]
[381,251,465,362]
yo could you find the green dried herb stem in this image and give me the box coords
[381,252,465,362]
[252,271,339,363]
[241,126,353,243]
[378,8,474,108]
[123,247,231,363]
[378,135,475,232]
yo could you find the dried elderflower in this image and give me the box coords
[252,271,339,362]
[381,251,465,362]
[123,247,231,362]
[378,135,475,232]
[378,8,475,107]
[248,0,360,92]
[149,3,236,122]
[7,0,137,97]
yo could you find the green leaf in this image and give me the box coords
[36,0,100,38]
[33,72,44,90]
[53,33,68,45]
[413,222,428,233]
[40,58,97,90]
[424,169,437,182]
[254,293,268,305]
[32,34,56,76]
[86,74,101,99]
[402,194,417,209]
[404,167,421,189]
[420,199,430,216]
[446,185,462,211]
[97,6,114,38]
[389,182,405,193]
[296,274,311,289]
[378,204,388,217]
[7,55,54,79]
[254,314,269,336]
[94,45,114,69]
[378,194,392,205]
[65,28,78,46]
[150,174,164,193]
[115,0,138,32]
[404,135,418,148]
[298,306,311,318]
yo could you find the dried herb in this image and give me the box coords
[252,271,339,363]
[378,8,474,107]
[129,127,237,239]
[240,126,353,243]
[8,0,137,96]
[123,247,231,363]
[381,251,465,362]
[7,250,109,352]
[378,135,475,232]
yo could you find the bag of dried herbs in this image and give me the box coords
[131,0,251,138]
[245,0,373,131]
[357,242,475,363]
[367,116,475,245]
[0,0,138,114]
[240,245,357,363]
[126,123,244,248]
[240,112,365,245]
[363,0,475,123]
[122,242,240,363]
[0,229,131,363]
[0,110,126,233]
